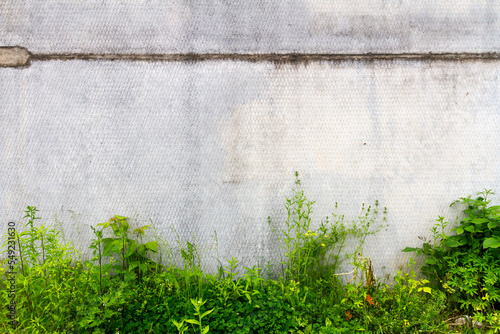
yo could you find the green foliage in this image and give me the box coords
[95,215,159,282]
[371,259,448,333]
[76,215,161,333]
[449,190,500,252]
[0,206,82,333]
[183,298,214,334]
[3,175,494,333]
[283,258,448,334]
[269,171,387,287]
[404,189,500,331]
[205,279,299,334]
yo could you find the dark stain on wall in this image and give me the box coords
[2,47,500,68]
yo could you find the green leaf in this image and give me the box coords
[112,239,123,251]
[172,319,185,328]
[118,218,129,230]
[110,222,119,233]
[418,287,432,294]
[102,239,116,255]
[483,237,500,249]
[145,241,158,253]
[454,226,464,235]
[115,215,128,220]
[401,247,419,253]
[472,218,489,224]
[444,239,461,247]
[128,261,140,271]
[125,241,138,258]
[185,319,200,325]
[201,308,214,318]
[202,325,210,334]
[133,225,151,235]
[487,221,498,229]
[464,225,475,232]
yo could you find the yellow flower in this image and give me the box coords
[404,319,410,327]
[305,233,309,236]
[308,230,311,233]
[321,243,325,247]
[325,235,328,238]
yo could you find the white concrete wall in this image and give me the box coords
[2,59,500,276]
[1,1,500,277]
[1,0,500,54]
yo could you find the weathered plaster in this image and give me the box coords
[1,60,499,276]
[1,0,499,54]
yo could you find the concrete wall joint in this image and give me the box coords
[2,46,500,68]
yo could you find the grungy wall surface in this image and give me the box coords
[2,60,500,276]
[1,0,500,54]
[1,1,500,278]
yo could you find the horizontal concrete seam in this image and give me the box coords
[3,47,500,67]
[32,52,500,61]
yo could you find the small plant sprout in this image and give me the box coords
[184,298,214,334]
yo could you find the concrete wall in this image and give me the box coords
[2,0,500,54]
[1,1,500,278]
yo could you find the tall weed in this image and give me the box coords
[269,172,387,287]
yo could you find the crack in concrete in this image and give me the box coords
[2,47,500,67]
